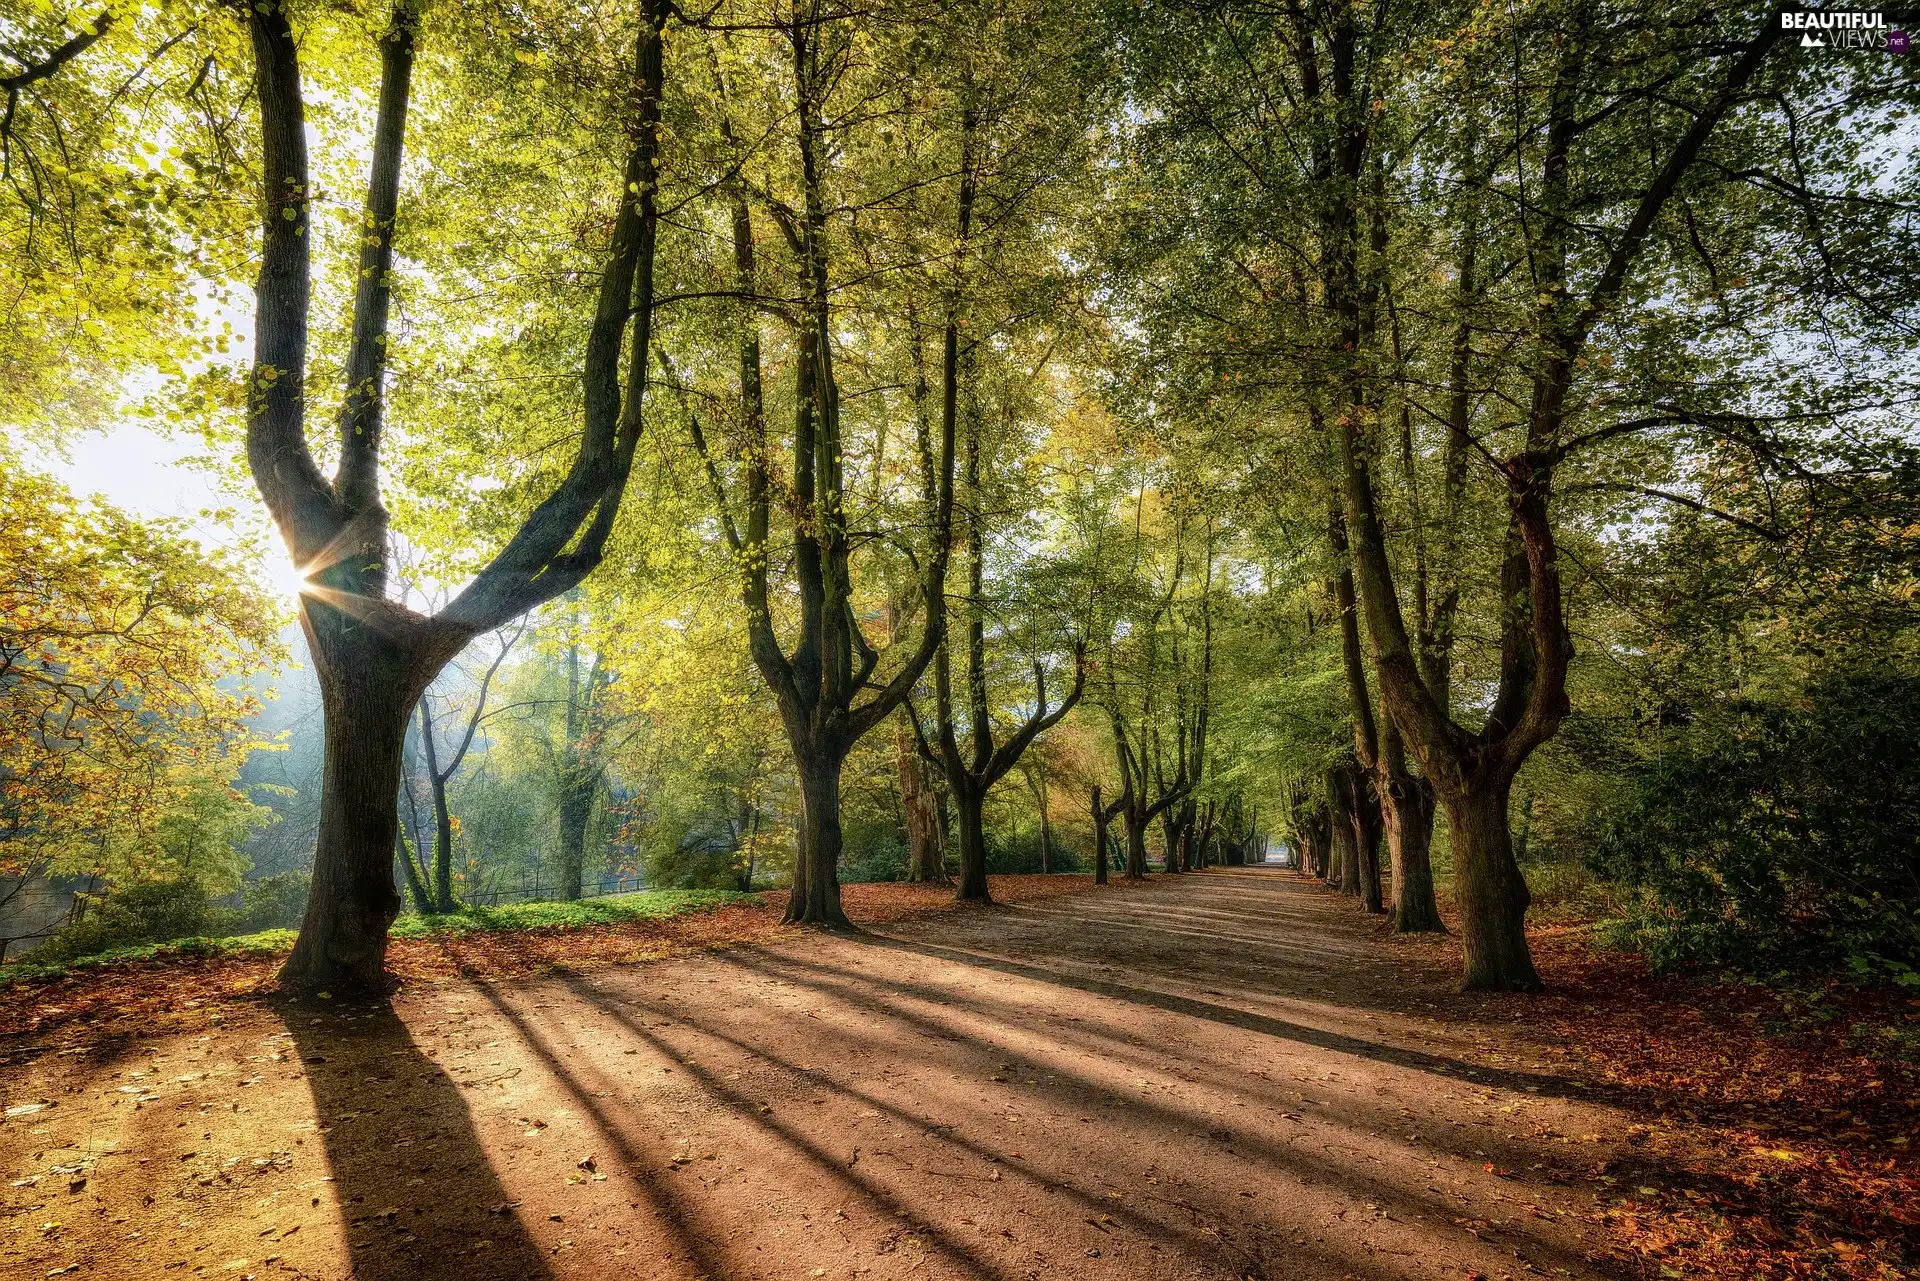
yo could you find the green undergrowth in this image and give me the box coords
[0,929,298,983]
[389,889,758,938]
[1,890,759,984]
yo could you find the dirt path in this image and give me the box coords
[2,871,1659,1280]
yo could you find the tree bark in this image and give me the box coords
[1448,780,1539,990]
[396,827,431,916]
[429,772,455,913]
[953,779,989,902]
[1123,804,1149,881]
[787,756,851,928]
[1091,784,1111,885]
[281,628,429,993]
[556,772,596,902]
[1026,765,1053,874]
[1349,772,1384,915]
[898,713,948,883]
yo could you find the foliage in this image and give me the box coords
[1591,670,1920,980]
[387,888,756,938]
[0,928,297,985]
[0,467,281,890]
[0,0,1914,989]
[0,1,255,441]
[35,874,230,964]
[233,870,310,934]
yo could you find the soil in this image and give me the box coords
[0,870,1910,1280]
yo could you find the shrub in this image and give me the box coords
[1588,670,1920,980]
[840,826,908,883]
[235,871,309,932]
[36,875,233,962]
[986,826,1081,875]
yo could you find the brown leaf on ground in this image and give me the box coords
[1515,925,1920,1281]
[0,876,1144,1052]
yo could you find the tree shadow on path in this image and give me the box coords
[284,998,552,1281]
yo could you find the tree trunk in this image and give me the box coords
[1384,774,1445,932]
[280,632,424,993]
[736,799,759,893]
[785,756,853,927]
[429,772,455,913]
[1092,785,1110,886]
[954,782,990,903]
[1124,807,1149,880]
[556,771,595,902]
[397,828,432,916]
[898,715,948,883]
[1035,781,1052,875]
[1326,771,1358,894]
[1350,778,1385,915]
[1446,781,1539,990]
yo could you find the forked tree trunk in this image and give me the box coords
[786,757,852,928]
[282,629,431,993]
[1384,774,1445,932]
[953,782,989,902]
[1446,780,1538,990]
[250,1,667,994]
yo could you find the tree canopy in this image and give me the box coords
[1,0,1914,993]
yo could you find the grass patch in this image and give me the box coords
[1,891,759,983]
[388,889,757,938]
[0,929,297,984]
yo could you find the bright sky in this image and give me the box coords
[33,417,311,606]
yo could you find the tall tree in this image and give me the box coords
[244,0,671,990]
[686,3,957,927]
[1338,5,1786,987]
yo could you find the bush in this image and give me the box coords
[840,825,908,883]
[235,871,309,932]
[986,826,1082,875]
[36,875,232,963]
[1588,670,1920,980]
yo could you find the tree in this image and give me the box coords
[241,0,671,990]
[682,1,962,927]
[406,624,520,912]
[1339,4,1786,987]
[914,392,1086,902]
[0,466,280,921]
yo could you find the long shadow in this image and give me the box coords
[567,968,1593,1281]
[494,979,1017,1281]
[739,947,1565,1170]
[284,997,552,1281]
[471,982,746,1279]
[715,950,1626,1281]
[849,932,1587,1101]
[973,905,1392,973]
[559,972,1295,1281]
